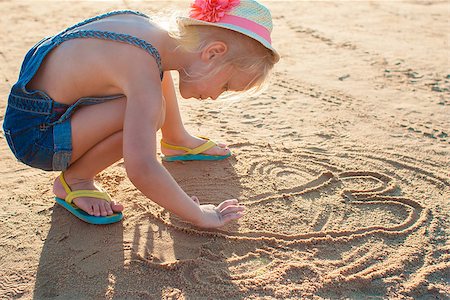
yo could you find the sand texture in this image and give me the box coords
[0,1,449,299]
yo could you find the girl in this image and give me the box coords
[2,0,279,227]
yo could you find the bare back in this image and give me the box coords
[28,14,166,105]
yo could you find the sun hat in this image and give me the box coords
[177,0,280,62]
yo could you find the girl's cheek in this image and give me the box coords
[197,81,208,92]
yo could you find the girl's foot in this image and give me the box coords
[53,176,123,217]
[161,134,230,157]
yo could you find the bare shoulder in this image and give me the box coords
[111,42,166,127]
[84,15,166,96]
[111,42,162,91]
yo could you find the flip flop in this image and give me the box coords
[160,136,232,162]
[54,173,123,225]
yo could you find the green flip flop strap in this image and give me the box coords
[59,173,72,195]
[187,140,217,154]
[161,138,217,155]
[66,190,112,205]
[59,173,112,205]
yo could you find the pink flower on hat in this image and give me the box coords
[189,0,240,22]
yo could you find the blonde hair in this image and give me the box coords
[167,17,276,97]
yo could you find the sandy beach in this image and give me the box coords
[0,0,449,299]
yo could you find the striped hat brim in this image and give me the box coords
[177,16,280,63]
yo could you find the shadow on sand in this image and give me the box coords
[34,158,246,298]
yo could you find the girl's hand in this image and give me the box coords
[191,197,245,228]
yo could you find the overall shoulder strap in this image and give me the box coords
[58,30,163,80]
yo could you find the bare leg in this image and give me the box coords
[53,98,126,216]
[160,72,230,157]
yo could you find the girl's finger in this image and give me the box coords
[217,199,239,211]
[221,212,244,224]
[220,205,245,215]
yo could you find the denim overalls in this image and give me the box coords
[2,10,163,171]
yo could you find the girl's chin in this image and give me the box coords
[178,85,193,99]
[179,89,189,99]
[180,90,198,100]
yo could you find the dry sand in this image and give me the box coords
[0,0,449,299]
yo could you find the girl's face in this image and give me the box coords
[179,64,255,100]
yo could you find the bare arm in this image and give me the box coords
[115,49,244,227]
[124,96,204,225]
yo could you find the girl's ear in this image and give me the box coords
[201,41,228,61]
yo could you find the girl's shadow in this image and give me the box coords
[159,158,246,297]
[34,158,246,298]
[34,204,124,299]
